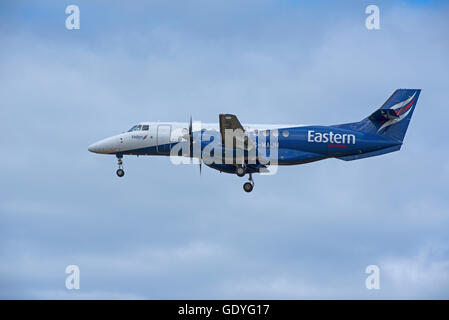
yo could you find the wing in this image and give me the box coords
[219,114,256,150]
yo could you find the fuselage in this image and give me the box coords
[87,89,420,192]
[88,121,400,167]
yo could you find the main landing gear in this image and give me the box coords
[235,165,254,192]
[116,155,125,177]
[243,173,255,193]
[236,165,246,177]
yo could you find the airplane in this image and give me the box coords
[88,89,421,192]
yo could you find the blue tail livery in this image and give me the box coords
[335,89,420,161]
[88,89,421,192]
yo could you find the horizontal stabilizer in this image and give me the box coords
[337,145,401,161]
[368,109,399,121]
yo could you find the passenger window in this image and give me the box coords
[282,130,289,137]
[142,125,149,131]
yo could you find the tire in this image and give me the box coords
[236,166,246,177]
[116,169,125,177]
[243,182,253,193]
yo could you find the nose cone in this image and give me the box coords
[88,136,121,154]
[88,142,102,153]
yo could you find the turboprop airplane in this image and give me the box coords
[88,89,421,192]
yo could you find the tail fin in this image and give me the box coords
[343,89,421,142]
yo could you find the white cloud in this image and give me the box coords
[381,245,449,298]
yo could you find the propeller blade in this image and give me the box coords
[189,116,193,159]
[199,160,202,176]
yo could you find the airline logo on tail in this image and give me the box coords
[377,92,416,132]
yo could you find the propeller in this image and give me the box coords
[189,116,193,159]
[188,116,202,176]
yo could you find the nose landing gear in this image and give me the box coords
[243,173,255,193]
[116,168,125,177]
[116,155,125,177]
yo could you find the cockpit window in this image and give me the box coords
[142,125,149,131]
[128,125,142,132]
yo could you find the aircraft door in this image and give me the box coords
[157,125,171,153]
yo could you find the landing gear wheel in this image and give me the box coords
[116,155,125,177]
[243,182,253,193]
[236,166,246,177]
[116,169,125,177]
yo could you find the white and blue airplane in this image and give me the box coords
[89,89,421,192]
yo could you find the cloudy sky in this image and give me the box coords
[1,0,448,299]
